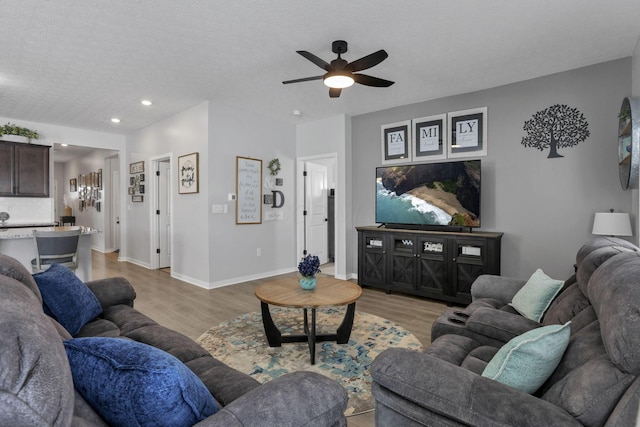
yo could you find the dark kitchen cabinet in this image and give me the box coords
[0,140,50,197]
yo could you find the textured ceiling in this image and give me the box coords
[1,1,639,135]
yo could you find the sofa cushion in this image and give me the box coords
[482,322,571,394]
[64,337,219,427]
[509,269,564,322]
[587,251,640,374]
[33,263,102,336]
[0,275,74,426]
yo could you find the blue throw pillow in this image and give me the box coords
[32,263,102,335]
[482,322,571,394]
[64,337,219,427]
[509,268,564,322]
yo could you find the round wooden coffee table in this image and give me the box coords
[255,276,362,365]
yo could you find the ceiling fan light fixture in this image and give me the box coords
[323,73,354,89]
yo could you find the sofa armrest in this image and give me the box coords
[372,348,581,427]
[471,275,526,304]
[85,277,136,309]
[195,371,347,427]
[465,306,541,343]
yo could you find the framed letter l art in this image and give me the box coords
[448,107,488,158]
[381,120,411,165]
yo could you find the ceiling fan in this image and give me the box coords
[283,40,394,98]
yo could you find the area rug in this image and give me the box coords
[197,307,423,416]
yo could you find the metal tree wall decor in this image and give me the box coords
[521,104,590,158]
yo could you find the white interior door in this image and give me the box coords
[158,160,171,268]
[305,162,328,264]
[112,170,120,251]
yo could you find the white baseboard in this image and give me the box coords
[207,267,298,290]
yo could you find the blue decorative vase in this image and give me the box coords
[299,276,317,290]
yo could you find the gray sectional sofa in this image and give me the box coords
[0,253,347,426]
[371,237,640,426]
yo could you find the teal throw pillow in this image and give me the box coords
[33,263,102,335]
[64,337,219,427]
[482,322,571,394]
[509,268,564,322]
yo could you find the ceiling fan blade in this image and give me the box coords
[345,50,388,72]
[282,76,324,84]
[297,51,332,71]
[329,87,342,98]
[353,74,395,87]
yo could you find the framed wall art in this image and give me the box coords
[381,120,411,164]
[448,107,487,158]
[178,152,199,194]
[130,161,144,174]
[69,178,77,192]
[412,114,447,161]
[236,156,262,224]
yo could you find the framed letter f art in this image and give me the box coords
[381,120,411,165]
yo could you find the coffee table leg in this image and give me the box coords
[260,302,281,347]
[310,308,316,365]
[336,302,357,344]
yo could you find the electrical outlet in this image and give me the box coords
[256,248,261,256]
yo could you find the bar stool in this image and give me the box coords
[31,229,81,273]
[60,216,76,226]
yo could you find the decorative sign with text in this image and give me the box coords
[236,156,262,224]
[448,107,487,158]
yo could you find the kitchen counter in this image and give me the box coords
[0,226,100,281]
[0,226,99,239]
[0,222,56,229]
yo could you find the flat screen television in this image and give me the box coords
[376,160,481,229]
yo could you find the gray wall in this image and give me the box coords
[351,58,632,280]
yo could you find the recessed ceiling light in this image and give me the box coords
[111,118,121,123]
[141,100,152,106]
[61,143,68,147]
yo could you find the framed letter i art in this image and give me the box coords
[381,120,411,165]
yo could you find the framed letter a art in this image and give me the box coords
[381,120,411,165]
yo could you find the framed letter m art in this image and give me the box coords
[381,121,411,165]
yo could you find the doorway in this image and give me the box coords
[150,155,172,270]
[296,154,337,277]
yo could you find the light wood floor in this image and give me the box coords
[92,251,448,427]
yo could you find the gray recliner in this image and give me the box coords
[372,239,640,426]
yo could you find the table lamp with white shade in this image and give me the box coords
[592,209,633,237]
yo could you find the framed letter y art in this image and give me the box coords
[381,120,411,164]
[178,152,199,194]
[412,114,447,161]
[448,107,487,158]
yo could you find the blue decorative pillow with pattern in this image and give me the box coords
[64,337,219,427]
[33,263,102,335]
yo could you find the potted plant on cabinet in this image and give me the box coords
[1,123,40,143]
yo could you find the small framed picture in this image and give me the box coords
[139,185,145,194]
[448,107,488,158]
[139,173,145,182]
[130,177,135,186]
[130,161,144,174]
[263,194,273,204]
[381,120,411,164]
[128,187,135,195]
[178,152,199,194]
[69,178,77,192]
[412,114,447,161]
[132,195,144,202]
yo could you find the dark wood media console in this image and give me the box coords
[356,226,502,305]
